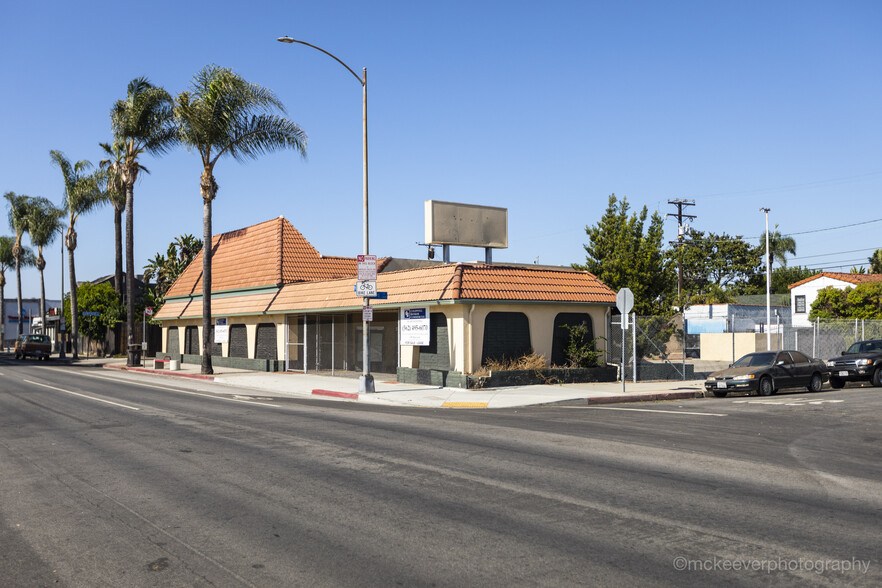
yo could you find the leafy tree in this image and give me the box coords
[809,283,882,320]
[741,264,820,295]
[26,198,64,337]
[574,194,674,315]
[63,282,123,356]
[676,231,760,299]
[110,77,177,366]
[558,323,603,367]
[51,150,108,359]
[175,64,307,374]
[869,249,882,274]
[4,192,37,337]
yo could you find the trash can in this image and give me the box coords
[127,344,142,367]
[169,359,180,371]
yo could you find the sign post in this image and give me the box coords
[357,255,378,392]
[143,307,153,367]
[616,288,634,394]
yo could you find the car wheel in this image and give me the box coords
[758,377,774,396]
[872,367,882,388]
[713,390,728,398]
[830,376,845,389]
[807,373,823,393]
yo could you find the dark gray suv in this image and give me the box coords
[826,339,882,388]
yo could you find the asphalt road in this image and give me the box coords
[1,357,880,587]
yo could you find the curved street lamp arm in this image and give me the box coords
[277,36,365,86]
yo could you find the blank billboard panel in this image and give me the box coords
[424,200,508,248]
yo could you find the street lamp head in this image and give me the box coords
[277,36,295,43]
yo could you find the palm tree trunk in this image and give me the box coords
[201,195,213,375]
[125,182,137,366]
[68,243,79,360]
[15,256,22,338]
[0,274,5,347]
[39,254,46,344]
[114,203,124,356]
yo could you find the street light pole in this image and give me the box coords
[59,225,66,359]
[760,207,771,351]
[278,35,374,393]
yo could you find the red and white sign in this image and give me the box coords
[357,255,378,281]
[145,307,154,316]
[362,305,374,322]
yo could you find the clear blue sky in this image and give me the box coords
[2,0,880,300]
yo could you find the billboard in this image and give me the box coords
[424,200,508,248]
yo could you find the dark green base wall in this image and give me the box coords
[177,354,284,372]
[397,366,618,389]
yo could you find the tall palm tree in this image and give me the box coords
[110,77,177,366]
[4,192,36,338]
[759,224,797,271]
[0,235,21,344]
[175,64,307,374]
[50,150,107,360]
[28,198,64,341]
[98,139,129,300]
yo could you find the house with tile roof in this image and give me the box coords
[789,272,882,328]
[154,216,616,384]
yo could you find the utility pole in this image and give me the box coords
[666,199,696,300]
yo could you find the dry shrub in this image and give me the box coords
[473,352,547,376]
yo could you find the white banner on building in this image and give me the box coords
[400,307,430,346]
[215,318,229,343]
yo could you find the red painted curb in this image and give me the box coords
[587,391,701,405]
[312,389,359,400]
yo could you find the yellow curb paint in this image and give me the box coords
[442,401,489,408]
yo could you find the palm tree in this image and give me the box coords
[0,235,19,344]
[759,224,797,271]
[28,198,65,341]
[175,64,307,374]
[110,77,177,366]
[98,139,129,300]
[50,150,107,359]
[4,192,36,338]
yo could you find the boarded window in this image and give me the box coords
[481,312,531,365]
[419,313,450,370]
[166,327,179,356]
[207,326,223,356]
[184,326,199,355]
[255,323,277,360]
[228,325,248,358]
[551,313,594,367]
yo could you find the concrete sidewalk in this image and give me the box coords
[96,358,707,409]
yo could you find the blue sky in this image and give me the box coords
[1,0,880,300]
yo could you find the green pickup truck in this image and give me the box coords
[14,334,52,360]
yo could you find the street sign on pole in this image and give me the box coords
[354,280,378,297]
[362,306,374,322]
[615,287,635,393]
[357,255,378,281]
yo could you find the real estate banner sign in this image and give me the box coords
[400,307,430,346]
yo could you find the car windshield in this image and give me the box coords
[732,352,777,367]
[845,341,882,354]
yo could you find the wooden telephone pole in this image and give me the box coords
[666,199,696,299]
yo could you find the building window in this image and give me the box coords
[481,312,531,365]
[795,295,806,314]
[255,323,278,360]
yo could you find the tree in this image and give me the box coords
[4,192,37,338]
[868,249,882,274]
[143,233,202,303]
[809,283,882,320]
[98,139,129,300]
[62,282,123,357]
[574,194,675,315]
[676,231,760,299]
[175,64,307,374]
[758,224,796,271]
[26,198,64,340]
[0,235,33,343]
[51,150,107,359]
[110,77,177,366]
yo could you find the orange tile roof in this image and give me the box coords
[788,272,882,290]
[164,217,358,298]
[155,263,616,320]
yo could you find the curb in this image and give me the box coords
[102,364,216,381]
[542,390,705,407]
[312,389,360,400]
